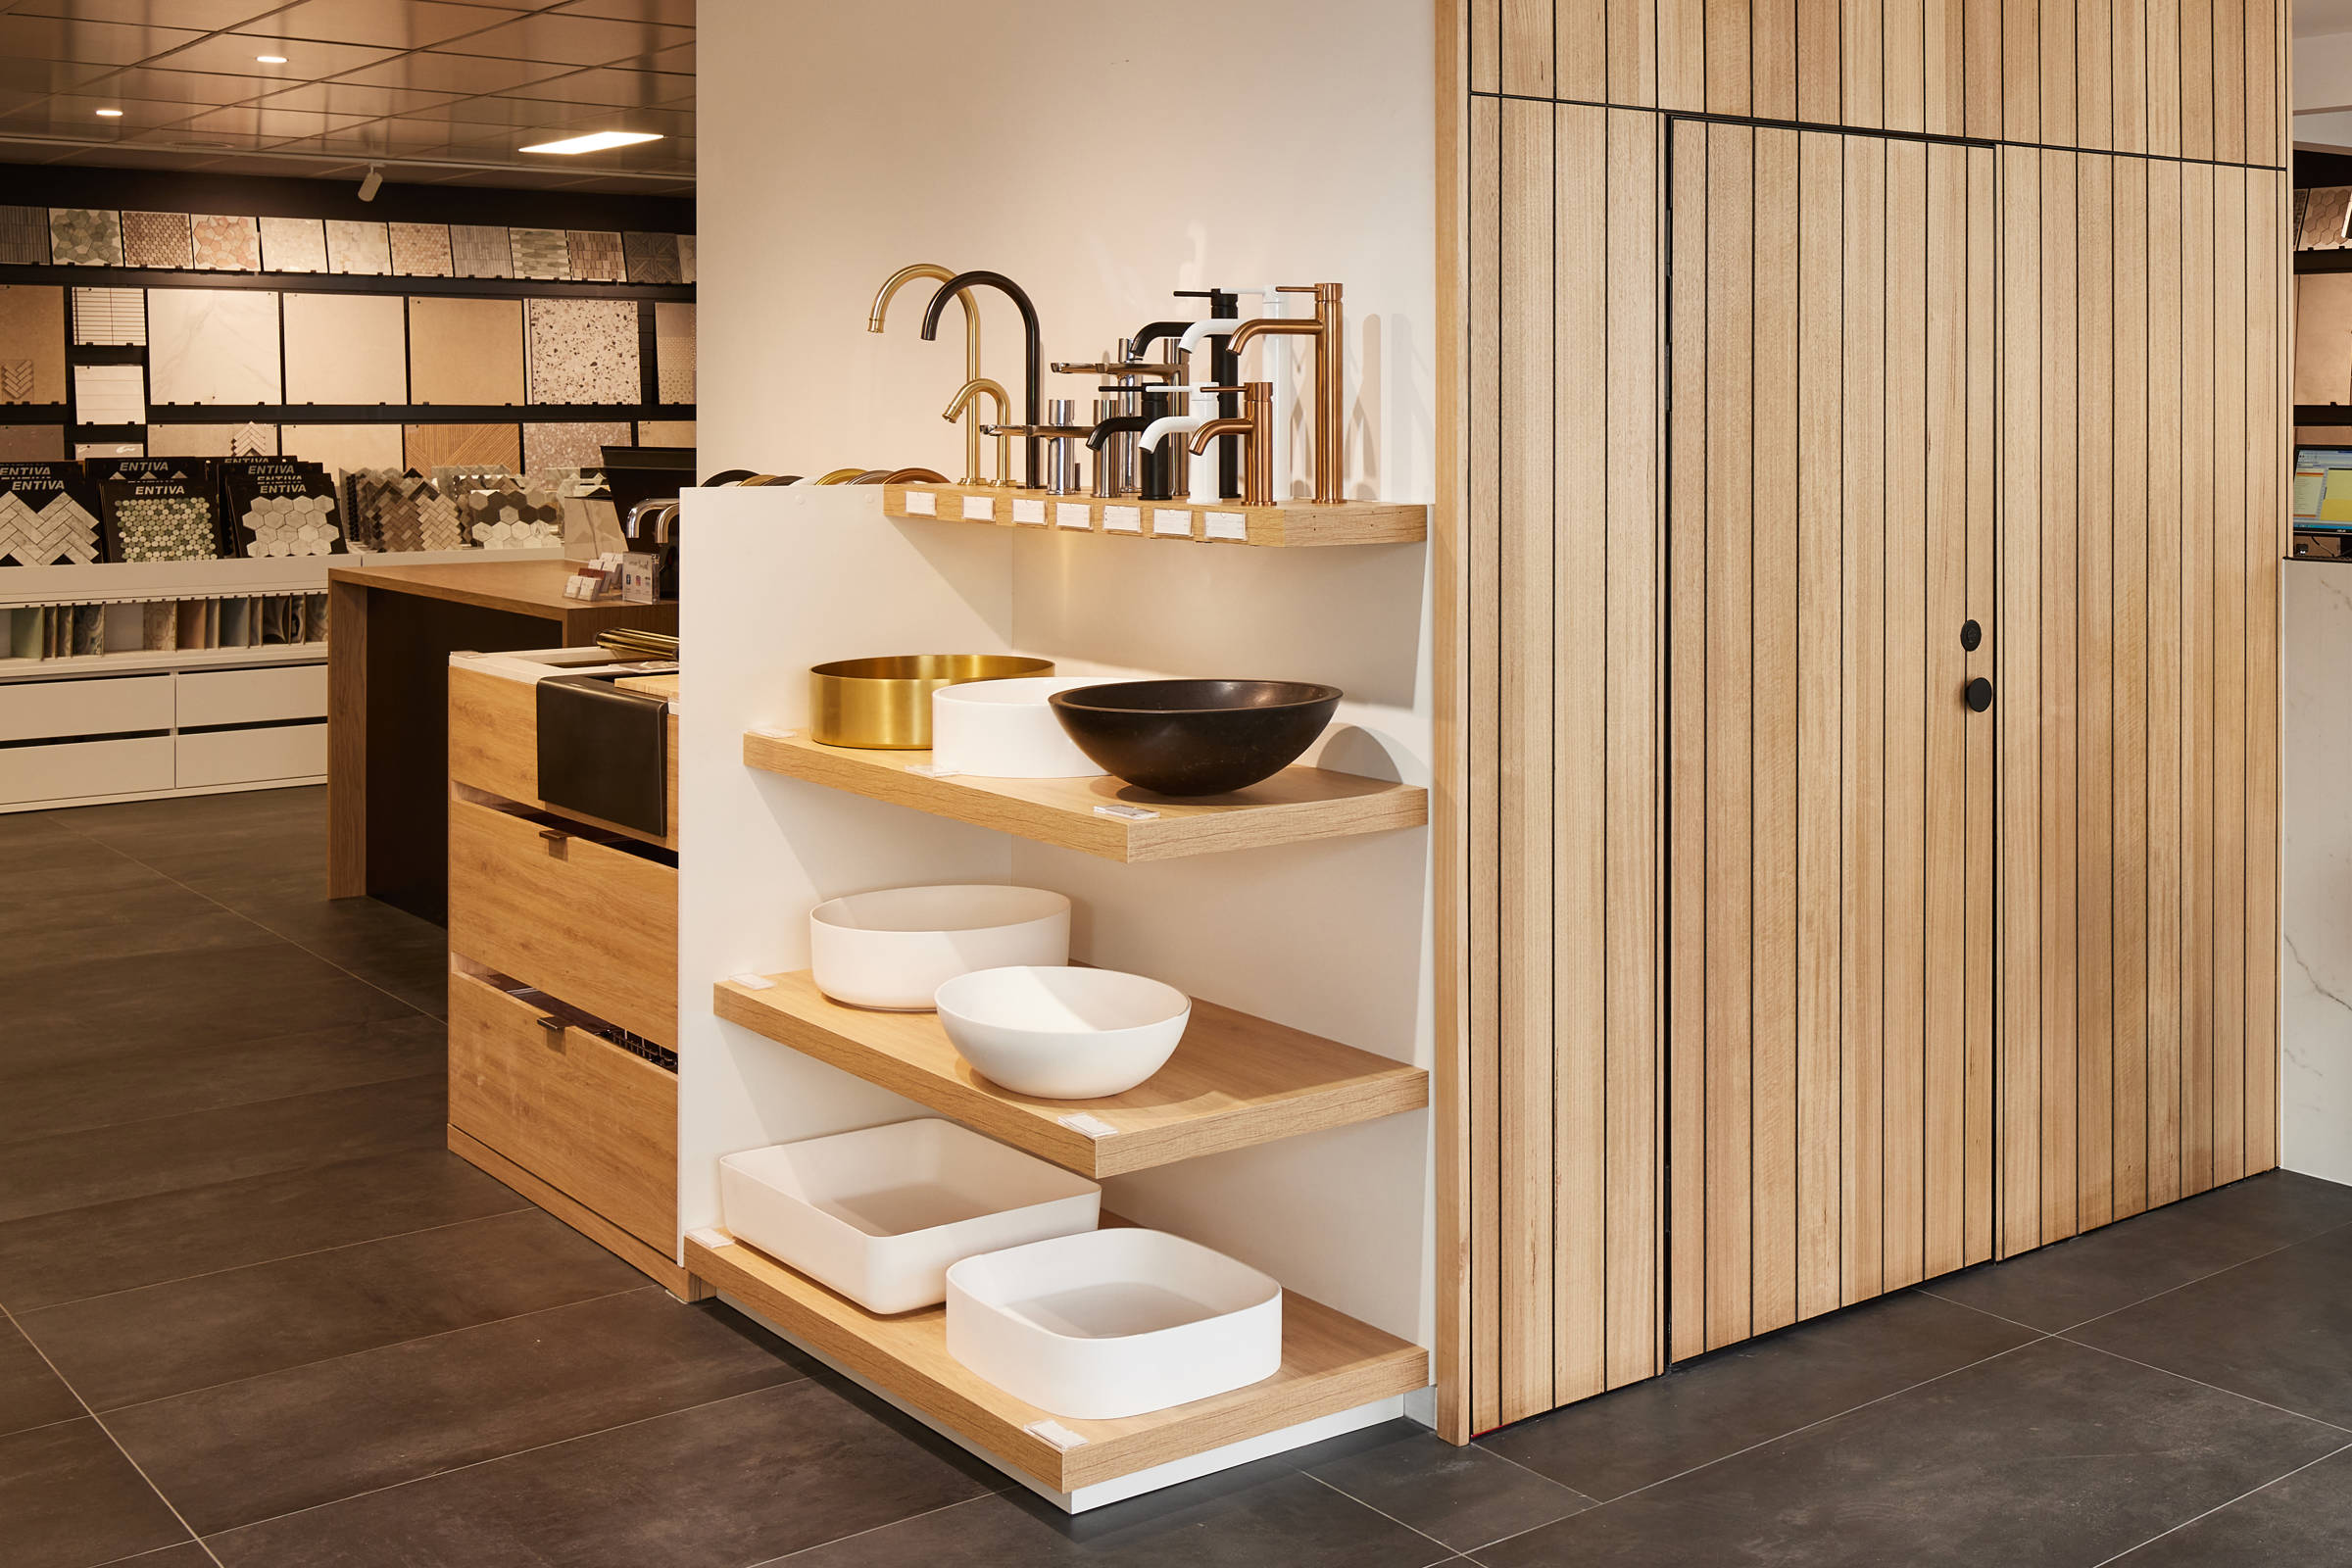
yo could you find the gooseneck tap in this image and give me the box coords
[1187,382,1275,507]
[922,270,1042,488]
[868,264,982,485]
[941,377,1012,488]
[1228,283,1340,502]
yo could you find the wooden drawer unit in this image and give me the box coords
[447,970,675,1250]
[446,796,678,1047]
[448,663,679,851]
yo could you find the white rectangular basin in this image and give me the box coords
[720,1118,1101,1315]
[945,1228,1283,1419]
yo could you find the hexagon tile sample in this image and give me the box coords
[121,211,191,270]
[389,222,453,277]
[239,492,341,557]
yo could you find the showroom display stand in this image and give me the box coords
[881,480,1427,547]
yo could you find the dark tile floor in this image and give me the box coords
[6,787,2351,1566]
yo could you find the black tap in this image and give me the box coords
[1085,408,1181,502]
[1129,320,1192,360]
[922,270,1041,487]
[1173,288,1241,498]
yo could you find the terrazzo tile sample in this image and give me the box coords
[122,212,191,270]
[447,224,512,279]
[622,231,680,284]
[0,425,64,459]
[147,288,281,405]
[190,214,261,271]
[49,209,122,267]
[523,420,628,471]
[526,299,639,405]
[407,295,525,405]
[0,286,67,404]
[388,221,452,277]
[566,229,624,281]
[72,287,144,346]
[635,418,694,446]
[655,300,693,404]
[281,422,404,476]
[259,216,327,273]
[0,205,48,265]
[404,422,519,471]
[238,492,340,556]
[509,226,570,280]
[282,292,408,405]
[678,234,694,282]
[324,219,391,275]
[73,364,144,424]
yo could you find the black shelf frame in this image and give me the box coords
[0,262,691,303]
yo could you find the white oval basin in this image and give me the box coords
[809,885,1071,1011]
[930,676,1108,779]
[933,964,1189,1099]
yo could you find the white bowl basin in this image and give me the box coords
[809,884,1071,1011]
[931,676,1108,779]
[934,965,1190,1100]
[946,1228,1282,1419]
[720,1118,1100,1315]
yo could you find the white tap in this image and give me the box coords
[1176,286,1291,501]
[1139,384,1229,506]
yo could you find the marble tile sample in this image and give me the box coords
[388,221,452,277]
[404,422,519,471]
[121,212,191,270]
[325,220,391,275]
[447,224,513,279]
[509,226,570,280]
[190,214,261,271]
[232,421,277,456]
[240,492,340,557]
[0,490,97,563]
[0,286,67,404]
[523,420,628,471]
[49,209,123,267]
[71,287,144,346]
[259,217,327,273]
[678,234,695,283]
[623,231,680,284]
[0,425,65,460]
[280,422,404,476]
[282,292,407,405]
[462,476,564,549]
[147,288,282,405]
[525,299,639,405]
[73,364,144,425]
[112,493,215,561]
[0,205,48,265]
[655,300,693,405]
[566,229,624,282]
[635,418,694,446]
[406,295,525,405]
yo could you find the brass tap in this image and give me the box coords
[942,377,1014,487]
[1187,382,1274,507]
[1225,282,1343,505]
[868,264,985,485]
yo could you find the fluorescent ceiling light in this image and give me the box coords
[93,108,122,117]
[519,129,662,155]
[255,53,288,63]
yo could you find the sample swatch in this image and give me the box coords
[0,491,98,564]
[0,426,65,460]
[111,493,215,561]
[71,287,144,346]
[678,234,695,283]
[404,421,519,471]
[525,299,639,404]
[49,210,123,267]
[566,229,624,281]
[406,294,525,405]
[623,231,680,284]
[259,216,327,273]
[523,420,629,471]
[73,364,144,425]
[0,206,48,266]
[0,286,68,403]
[147,288,282,405]
[325,219,391,275]
[509,226,570,280]
[283,292,407,404]
[121,211,192,270]
[655,300,693,404]
[280,422,404,476]
[388,221,453,276]
[190,214,262,271]
[239,492,341,556]
[448,224,513,278]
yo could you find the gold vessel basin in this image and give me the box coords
[808,654,1055,749]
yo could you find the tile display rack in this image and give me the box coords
[880,482,1428,546]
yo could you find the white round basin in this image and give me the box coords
[934,965,1190,1099]
[808,885,1071,1011]
[930,676,1108,779]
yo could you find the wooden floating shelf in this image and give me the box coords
[713,969,1427,1178]
[741,730,1426,863]
[685,1226,1428,1494]
[881,482,1427,547]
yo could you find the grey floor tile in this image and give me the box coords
[0,870,263,980]
[109,1292,803,1535]
[58,786,323,853]
[0,1316,81,1438]
[2109,1443,2352,1565]
[0,1149,530,1313]
[237,894,451,1014]
[1473,1339,2343,1568]
[1298,1419,1593,1551]
[20,1210,642,1410]
[205,1379,996,1568]
[1480,1289,2037,1500]
[5,941,419,1062]
[0,1419,190,1568]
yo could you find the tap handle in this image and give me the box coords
[1173,288,1240,316]
[1194,385,1247,395]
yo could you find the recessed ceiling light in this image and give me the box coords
[519,130,662,155]
[93,108,122,117]
[255,53,288,64]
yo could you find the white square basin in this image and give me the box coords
[945,1228,1283,1419]
[720,1118,1101,1315]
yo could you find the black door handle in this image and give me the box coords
[1965,677,1992,712]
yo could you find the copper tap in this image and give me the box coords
[1186,382,1274,507]
[1224,282,1343,505]
[868,264,984,485]
[942,377,1013,487]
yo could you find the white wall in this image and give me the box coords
[2283,564,2352,1182]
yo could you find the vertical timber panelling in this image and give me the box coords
[2079,154,2118,1236]
[2040,147,2082,1248]
[2113,153,2152,1224]
[2245,171,2280,1175]
[1964,143,1998,1269]
[2147,156,2186,1212]
[1999,143,2043,1259]
[1465,89,1501,1436]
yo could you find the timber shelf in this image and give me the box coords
[740,730,1426,863]
[684,1225,1428,1495]
[713,969,1426,1177]
[881,482,1427,547]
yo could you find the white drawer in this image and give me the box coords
[177,663,328,728]
[0,735,174,806]
[0,675,174,744]
[176,722,327,788]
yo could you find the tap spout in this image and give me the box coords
[923,270,1042,488]
[942,377,1012,488]
[1128,320,1193,359]
[869,264,982,483]
[1227,282,1344,504]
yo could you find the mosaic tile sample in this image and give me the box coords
[566,229,624,282]
[448,224,512,279]
[0,425,65,460]
[148,288,281,405]
[50,209,123,267]
[509,226,570,280]
[635,418,694,446]
[0,491,97,564]
[122,211,191,270]
[73,364,144,424]
[259,216,327,273]
[347,468,461,552]
[407,295,524,405]
[71,287,143,346]
[655,300,693,404]
[190,213,261,271]
[404,421,519,471]
[283,292,407,404]
[461,475,564,549]
[523,420,629,471]
[0,286,67,403]
[112,494,213,561]
[388,221,452,277]
[525,299,638,404]
[622,231,680,284]
[281,422,403,476]
[324,219,391,275]
[239,492,340,556]
[678,234,695,283]
[232,421,276,456]
[0,206,48,266]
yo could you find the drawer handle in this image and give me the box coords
[535,1014,566,1043]
[537,827,569,855]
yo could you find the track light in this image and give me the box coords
[357,165,382,202]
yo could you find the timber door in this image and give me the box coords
[1664,122,1999,1358]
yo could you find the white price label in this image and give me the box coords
[688,1227,732,1249]
[906,763,961,778]
[729,972,777,991]
[1025,1419,1090,1450]
[750,727,799,741]
[1013,498,1046,524]
[960,495,995,521]
[1055,503,1093,529]
[1152,509,1194,537]
[1102,506,1142,533]
[1057,1112,1119,1138]
[1094,803,1159,821]
[903,490,937,514]
[1203,510,1248,541]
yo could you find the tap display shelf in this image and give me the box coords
[881,482,1427,547]
[714,969,1427,1178]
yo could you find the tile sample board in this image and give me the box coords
[121,211,192,270]
[567,229,624,281]
[0,426,64,459]
[636,418,694,446]
[146,424,237,457]
[191,214,261,271]
[49,209,122,267]
[678,234,695,283]
[655,300,693,404]
[148,288,282,406]
[2298,273,2352,406]
[624,231,680,283]
[389,221,452,276]
[238,492,340,556]
[71,287,144,346]
[281,422,404,476]
[282,292,407,405]
[259,217,327,273]
[0,285,68,405]
[404,422,519,471]
[523,420,628,470]
[73,364,144,425]
[109,492,215,561]
[525,298,639,405]
[231,421,277,456]
[448,224,513,278]
[325,220,391,275]
[407,295,525,405]
[509,226,570,280]
[0,205,48,265]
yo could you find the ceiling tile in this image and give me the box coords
[439,11,688,65]
[176,102,379,138]
[73,65,284,104]
[330,50,578,94]
[240,0,524,50]
[154,31,403,77]
[602,42,691,74]
[247,79,462,116]
[311,119,462,153]
[553,0,693,22]
[0,54,114,93]
[506,65,688,108]
[3,0,281,29]
[0,91,203,128]
[0,15,205,65]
